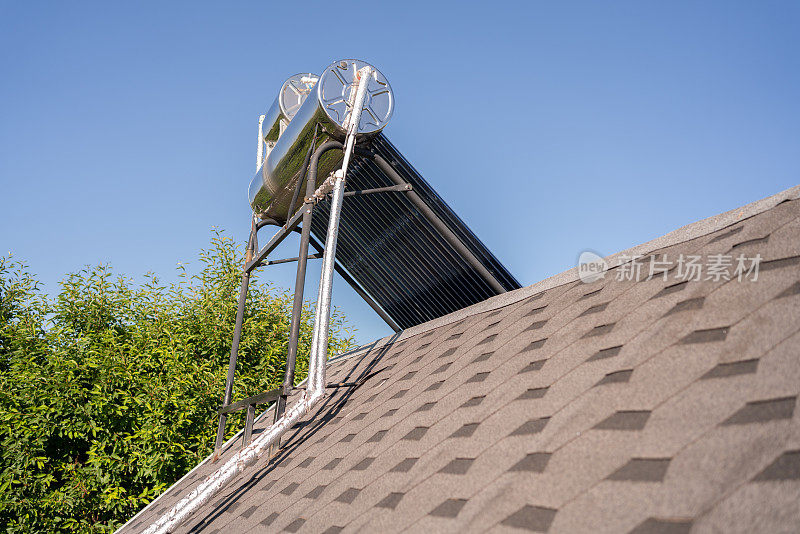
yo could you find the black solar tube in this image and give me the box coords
[369,135,521,291]
[341,162,479,318]
[329,198,446,325]
[325,161,457,320]
[310,202,421,328]
[315,171,493,325]
[342,203,457,323]
[342,163,472,313]
[349,162,487,311]
[338,204,481,324]
[357,147,509,298]
[305,134,521,329]
[354,158,497,304]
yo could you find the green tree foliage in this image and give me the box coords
[0,231,354,532]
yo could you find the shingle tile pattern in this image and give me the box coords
[121,195,800,533]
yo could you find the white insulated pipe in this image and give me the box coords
[307,66,371,391]
[142,66,374,534]
[257,114,265,171]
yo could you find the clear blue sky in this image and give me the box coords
[1,1,798,344]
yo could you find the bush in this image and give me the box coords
[0,231,354,532]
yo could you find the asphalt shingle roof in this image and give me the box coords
[121,187,800,533]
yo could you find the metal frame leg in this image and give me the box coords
[213,220,257,461]
[243,404,255,446]
[270,202,315,456]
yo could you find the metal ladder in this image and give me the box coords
[211,140,420,459]
[212,68,408,461]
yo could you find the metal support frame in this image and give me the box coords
[267,140,331,457]
[211,136,504,460]
[212,66,505,462]
[343,183,412,197]
[217,388,281,416]
[263,253,322,266]
[148,66,402,534]
[213,138,397,459]
[307,235,401,333]
[213,219,257,460]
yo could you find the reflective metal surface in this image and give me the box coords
[317,59,393,135]
[248,60,394,220]
[261,73,317,143]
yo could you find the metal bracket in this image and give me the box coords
[343,183,412,197]
[217,388,282,416]
[263,253,322,266]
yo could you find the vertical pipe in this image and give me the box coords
[257,114,265,171]
[270,132,328,455]
[306,176,343,394]
[307,66,371,394]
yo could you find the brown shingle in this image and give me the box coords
[334,487,360,504]
[402,427,429,440]
[593,410,651,430]
[607,458,671,482]
[351,457,375,471]
[722,397,796,425]
[509,453,551,473]
[284,518,305,532]
[580,302,610,316]
[629,518,692,534]
[501,505,557,532]
[652,281,688,298]
[520,359,547,373]
[776,281,800,298]
[461,395,486,407]
[451,423,480,438]
[752,450,800,481]
[665,296,705,315]
[516,387,549,400]
[681,327,729,344]
[438,457,474,475]
[587,345,623,362]
[304,485,326,499]
[390,458,418,473]
[376,492,404,509]
[700,359,759,379]
[510,417,550,436]
[583,323,615,337]
[526,320,548,331]
[429,498,467,518]
[596,369,633,386]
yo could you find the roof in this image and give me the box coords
[121,185,800,533]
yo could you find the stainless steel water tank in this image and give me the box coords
[249,59,394,220]
[261,73,318,144]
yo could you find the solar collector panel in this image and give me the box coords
[308,134,520,329]
[369,136,520,291]
[336,162,482,315]
[313,192,450,325]
[343,163,478,309]
[310,201,424,326]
